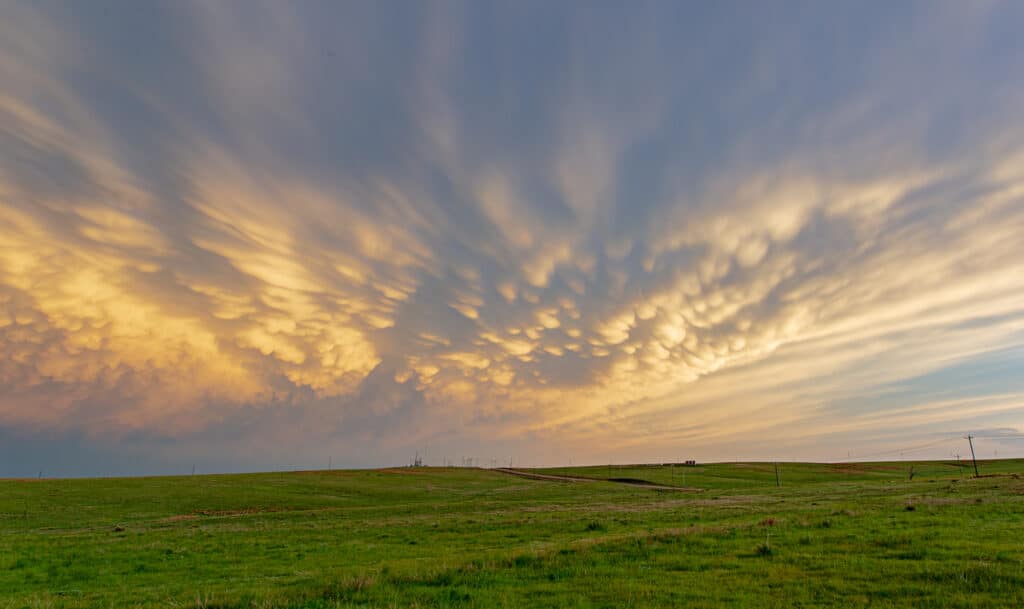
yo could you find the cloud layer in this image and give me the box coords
[2,2,1024,474]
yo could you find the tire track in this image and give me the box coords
[492,468,703,492]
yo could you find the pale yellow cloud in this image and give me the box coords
[3,0,1024,469]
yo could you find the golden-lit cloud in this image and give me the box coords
[2,1,1024,471]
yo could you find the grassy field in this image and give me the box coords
[1,460,1023,608]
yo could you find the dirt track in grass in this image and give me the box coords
[492,467,703,492]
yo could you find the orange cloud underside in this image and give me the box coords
[2,2,1024,460]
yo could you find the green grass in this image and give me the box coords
[1,460,1022,608]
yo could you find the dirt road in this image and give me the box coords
[492,468,703,492]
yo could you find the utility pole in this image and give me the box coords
[328,456,332,471]
[774,462,780,487]
[966,435,979,477]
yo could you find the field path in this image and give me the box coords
[492,468,703,492]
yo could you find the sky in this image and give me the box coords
[2,1,1024,477]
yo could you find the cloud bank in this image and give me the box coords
[2,2,1024,474]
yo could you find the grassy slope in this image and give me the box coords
[0,461,1021,608]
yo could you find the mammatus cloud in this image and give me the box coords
[1,2,1024,473]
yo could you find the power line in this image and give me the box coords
[842,436,960,461]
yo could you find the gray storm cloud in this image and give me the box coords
[1,1,1024,472]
